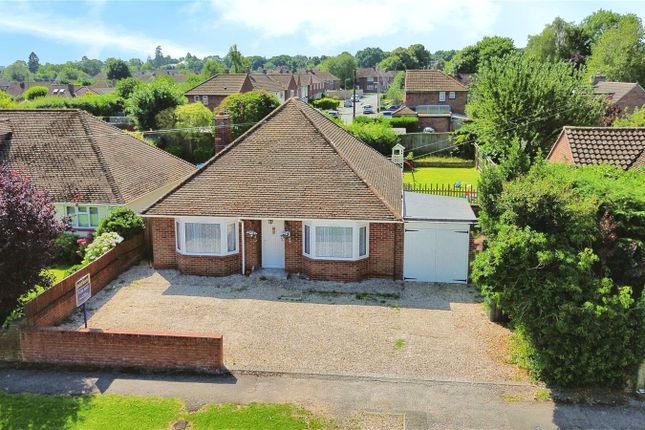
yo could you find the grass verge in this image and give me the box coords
[404,167,480,187]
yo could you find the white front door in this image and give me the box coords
[261,220,285,269]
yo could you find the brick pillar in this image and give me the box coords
[214,112,232,154]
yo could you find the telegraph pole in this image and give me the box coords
[352,69,357,120]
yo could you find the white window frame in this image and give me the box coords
[193,95,200,102]
[439,91,446,102]
[202,95,209,105]
[302,221,369,261]
[448,91,456,99]
[66,205,100,228]
[175,217,239,256]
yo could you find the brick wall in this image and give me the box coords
[419,116,451,132]
[284,220,303,274]
[0,325,21,362]
[404,91,468,114]
[177,253,240,276]
[615,86,645,114]
[547,133,574,165]
[151,218,177,269]
[369,223,404,279]
[24,234,145,327]
[244,220,262,274]
[21,327,224,372]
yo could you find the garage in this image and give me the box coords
[403,192,478,283]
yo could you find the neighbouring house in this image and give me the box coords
[185,73,287,110]
[5,82,80,99]
[356,68,392,93]
[143,98,477,283]
[547,126,645,170]
[0,109,196,233]
[593,75,645,116]
[266,72,299,100]
[404,69,469,132]
[312,70,341,91]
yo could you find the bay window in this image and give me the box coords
[175,218,238,256]
[303,221,369,260]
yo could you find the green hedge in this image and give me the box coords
[22,93,124,117]
[312,97,340,110]
[96,207,144,240]
[389,116,419,132]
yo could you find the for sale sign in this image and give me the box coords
[75,274,91,307]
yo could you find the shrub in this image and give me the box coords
[22,93,124,116]
[344,121,400,155]
[312,97,340,110]
[82,232,124,264]
[217,90,280,138]
[388,116,419,132]
[23,85,49,100]
[53,232,81,265]
[95,207,144,240]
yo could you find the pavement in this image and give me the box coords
[338,93,380,124]
[1,368,644,429]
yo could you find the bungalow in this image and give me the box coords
[143,98,476,283]
[404,70,469,132]
[0,109,196,232]
[593,76,645,115]
[185,73,287,110]
[547,126,645,170]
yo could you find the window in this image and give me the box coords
[202,95,209,105]
[439,91,446,102]
[302,221,369,260]
[193,95,200,102]
[449,91,456,99]
[175,218,238,256]
[66,205,100,228]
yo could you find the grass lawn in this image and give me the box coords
[404,167,480,187]
[0,392,329,430]
[44,264,72,283]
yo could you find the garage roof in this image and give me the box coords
[403,192,477,223]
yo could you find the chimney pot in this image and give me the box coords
[213,112,232,154]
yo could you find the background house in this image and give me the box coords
[592,76,645,116]
[0,109,196,232]
[547,126,645,170]
[356,68,392,93]
[404,69,468,132]
[185,73,288,110]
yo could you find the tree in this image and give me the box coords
[201,58,226,78]
[465,52,603,162]
[355,47,386,68]
[430,50,457,70]
[407,44,431,68]
[525,17,589,65]
[227,44,249,73]
[0,91,14,108]
[77,56,103,76]
[23,85,49,100]
[3,61,31,82]
[28,52,39,73]
[586,14,645,85]
[318,53,357,89]
[385,71,405,104]
[613,107,645,127]
[115,77,142,99]
[390,47,419,69]
[216,90,280,138]
[447,37,516,74]
[0,166,66,322]
[106,58,132,81]
[377,55,404,72]
[581,9,624,44]
[126,79,186,130]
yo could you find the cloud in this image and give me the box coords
[209,0,501,49]
[0,2,207,59]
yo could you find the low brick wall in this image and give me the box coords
[24,234,146,327]
[21,327,223,372]
[0,325,22,362]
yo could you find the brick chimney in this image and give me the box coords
[592,74,607,85]
[213,112,232,154]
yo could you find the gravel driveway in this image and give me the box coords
[61,264,526,383]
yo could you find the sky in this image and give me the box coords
[0,0,643,65]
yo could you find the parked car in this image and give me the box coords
[344,99,353,107]
[363,105,374,114]
[422,126,435,133]
[327,110,339,118]
[382,111,393,118]
[353,95,361,102]
[386,105,401,111]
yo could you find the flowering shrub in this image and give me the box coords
[82,232,123,264]
[76,233,93,259]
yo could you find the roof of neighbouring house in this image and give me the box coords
[185,73,250,96]
[312,70,340,81]
[266,73,296,88]
[593,81,644,103]
[356,68,380,79]
[0,109,196,204]
[551,126,645,170]
[404,69,468,93]
[249,73,285,93]
[144,98,403,221]
[392,106,417,117]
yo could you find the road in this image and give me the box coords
[1,368,643,429]
[338,92,380,125]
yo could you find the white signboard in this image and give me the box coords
[75,273,92,307]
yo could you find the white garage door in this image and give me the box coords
[404,222,470,283]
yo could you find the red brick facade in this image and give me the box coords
[614,86,645,115]
[419,115,451,132]
[404,91,468,115]
[21,327,224,372]
[151,217,404,282]
[546,133,574,165]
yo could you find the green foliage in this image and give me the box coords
[586,14,645,85]
[525,17,589,65]
[2,278,52,328]
[22,93,124,117]
[473,163,645,387]
[2,60,31,82]
[378,55,404,72]
[226,44,250,73]
[115,77,142,99]
[23,85,49,101]
[447,36,516,74]
[312,97,340,110]
[126,78,186,130]
[95,207,144,240]
[344,120,399,155]
[53,233,81,265]
[201,58,226,78]
[82,232,123,264]
[27,52,39,73]
[613,107,645,127]
[465,52,603,163]
[385,71,405,104]
[0,90,14,108]
[190,403,326,430]
[389,116,418,132]
[318,53,357,88]
[106,58,132,80]
[217,90,280,138]
[355,47,386,68]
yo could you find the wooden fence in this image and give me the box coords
[404,183,479,205]
[474,144,496,171]
[401,132,455,157]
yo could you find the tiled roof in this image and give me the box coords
[0,119,11,135]
[593,81,643,103]
[145,98,403,221]
[249,74,284,93]
[185,74,249,96]
[356,68,380,79]
[561,126,645,170]
[313,70,339,81]
[266,73,295,88]
[405,69,468,93]
[0,109,196,204]
[392,106,417,117]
